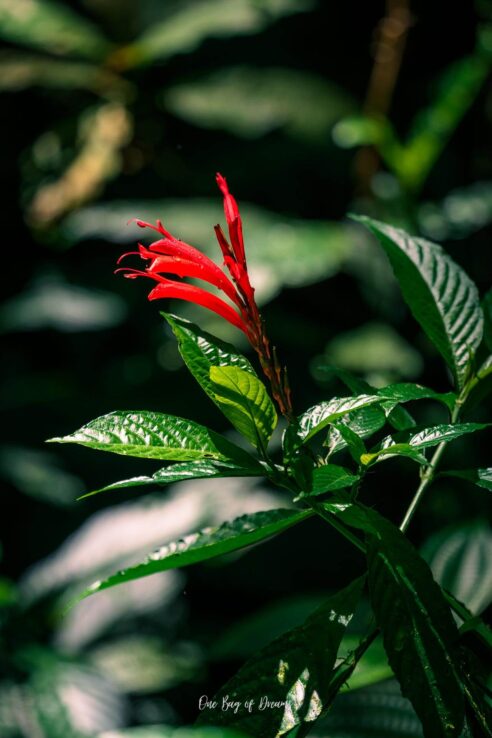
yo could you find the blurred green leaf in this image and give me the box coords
[0,274,127,333]
[124,0,312,67]
[78,508,312,600]
[197,577,364,736]
[395,54,491,193]
[48,410,258,465]
[422,523,492,615]
[0,52,131,96]
[483,288,492,352]
[0,0,111,60]
[165,67,353,140]
[0,445,82,506]
[340,635,393,692]
[418,181,492,242]
[318,323,423,384]
[60,200,352,305]
[356,217,484,390]
[81,459,263,499]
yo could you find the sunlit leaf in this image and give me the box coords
[48,410,257,465]
[78,508,311,600]
[210,366,277,451]
[81,459,263,499]
[290,394,383,445]
[197,577,364,736]
[0,0,111,59]
[355,217,484,389]
[165,67,352,140]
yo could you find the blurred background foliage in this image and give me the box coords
[1,0,491,735]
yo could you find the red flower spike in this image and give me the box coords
[119,175,294,420]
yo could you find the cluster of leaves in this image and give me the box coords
[51,217,492,738]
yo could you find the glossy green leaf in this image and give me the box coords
[78,508,312,600]
[0,0,111,60]
[442,468,492,492]
[80,459,264,499]
[126,0,311,66]
[325,405,387,457]
[197,576,365,736]
[331,504,465,738]
[292,394,383,445]
[163,313,255,395]
[48,410,256,465]
[361,423,489,465]
[210,366,277,452]
[377,383,456,412]
[332,423,367,464]
[354,217,484,389]
[294,464,359,500]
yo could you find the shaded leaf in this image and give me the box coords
[483,289,492,352]
[197,577,365,736]
[210,365,277,451]
[48,410,257,465]
[80,459,264,499]
[0,0,110,59]
[78,508,311,600]
[441,468,492,492]
[377,383,456,412]
[355,217,484,389]
[294,464,359,501]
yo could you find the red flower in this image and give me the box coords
[118,174,257,340]
[118,173,293,418]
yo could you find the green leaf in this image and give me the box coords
[78,509,312,600]
[209,366,277,452]
[294,464,359,500]
[441,468,492,492]
[332,423,367,464]
[80,459,264,499]
[361,423,489,465]
[477,355,492,380]
[332,504,465,738]
[126,0,311,66]
[325,405,387,457]
[164,67,353,141]
[0,0,111,60]
[377,383,456,412]
[291,394,383,445]
[48,410,257,465]
[196,577,365,736]
[94,727,248,738]
[163,313,256,397]
[354,217,484,389]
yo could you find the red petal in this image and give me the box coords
[216,173,246,265]
[147,280,248,334]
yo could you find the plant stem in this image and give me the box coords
[399,401,461,533]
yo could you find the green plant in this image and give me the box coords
[50,177,492,738]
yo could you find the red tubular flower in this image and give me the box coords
[118,174,293,418]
